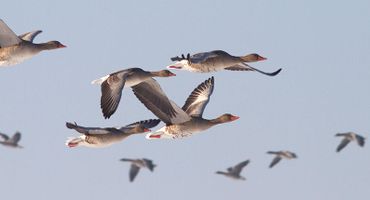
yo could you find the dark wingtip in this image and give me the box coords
[170,56,180,61]
[66,122,76,129]
[270,68,282,76]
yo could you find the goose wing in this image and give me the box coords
[355,134,365,147]
[125,119,161,129]
[269,156,282,168]
[182,76,214,117]
[132,79,190,125]
[100,70,129,119]
[143,159,156,171]
[129,164,141,182]
[225,63,282,76]
[66,122,116,135]
[18,30,42,42]
[0,19,21,47]
[231,160,250,175]
[9,132,21,144]
[0,132,9,141]
[336,138,351,152]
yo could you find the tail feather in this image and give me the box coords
[91,75,109,85]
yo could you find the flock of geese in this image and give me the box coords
[0,19,366,182]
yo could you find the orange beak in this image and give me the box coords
[230,115,240,121]
[258,56,267,61]
[58,43,67,48]
[168,66,182,69]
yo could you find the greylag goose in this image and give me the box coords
[132,76,239,139]
[120,158,156,182]
[0,19,66,66]
[267,150,297,168]
[65,119,160,148]
[216,160,250,180]
[91,68,176,119]
[168,50,281,76]
[335,132,365,152]
[0,131,23,148]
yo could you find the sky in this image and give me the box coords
[1,0,370,199]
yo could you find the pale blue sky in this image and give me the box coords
[1,0,370,200]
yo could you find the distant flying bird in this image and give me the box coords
[0,131,23,148]
[168,50,281,76]
[0,19,66,66]
[133,76,239,139]
[91,68,176,119]
[267,151,297,168]
[65,119,160,148]
[216,160,250,180]
[335,132,365,152]
[120,158,156,182]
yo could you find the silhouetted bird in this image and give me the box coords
[335,132,365,152]
[215,160,250,180]
[120,158,156,182]
[267,151,297,168]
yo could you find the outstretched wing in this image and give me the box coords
[231,160,249,175]
[0,132,9,141]
[100,71,128,119]
[120,158,135,162]
[125,119,161,129]
[18,30,42,42]
[9,132,21,144]
[336,138,351,152]
[132,79,190,125]
[190,51,220,63]
[65,122,114,135]
[143,158,156,171]
[129,164,140,182]
[182,77,214,117]
[269,156,282,168]
[355,134,365,147]
[0,19,21,47]
[225,63,282,76]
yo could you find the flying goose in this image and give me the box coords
[267,150,297,168]
[335,132,365,152]
[0,131,23,148]
[132,76,239,139]
[91,68,176,119]
[216,160,250,180]
[168,50,281,76]
[65,119,160,148]
[120,158,156,182]
[0,19,66,66]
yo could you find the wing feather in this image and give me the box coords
[182,77,214,117]
[0,19,21,47]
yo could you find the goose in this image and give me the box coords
[0,19,66,66]
[91,68,176,119]
[65,119,160,148]
[216,160,250,180]
[119,158,156,182]
[168,50,281,76]
[132,76,239,139]
[267,150,297,168]
[0,131,23,148]
[335,132,365,152]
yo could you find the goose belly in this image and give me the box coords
[166,122,212,139]
[191,60,240,73]
[0,47,39,66]
[83,134,127,147]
